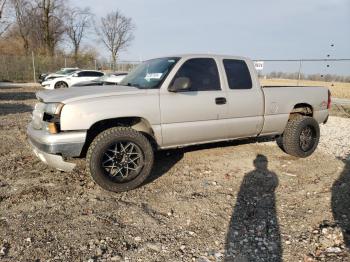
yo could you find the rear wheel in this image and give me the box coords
[86,127,154,192]
[279,116,320,158]
[55,81,68,89]
[276,136,285,152]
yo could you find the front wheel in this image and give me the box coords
[55,81,68,89]
[279,116,320,158]
[86,127,154,192]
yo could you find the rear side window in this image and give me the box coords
[79,71,104,77]
[223,59,252,89]
[93,72,104,77]
[173,58,221,91]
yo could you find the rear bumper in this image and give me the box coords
[27,124,87,172]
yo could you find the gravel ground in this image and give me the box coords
[0,86,349,262]
[319,117,350,161]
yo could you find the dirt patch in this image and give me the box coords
[0,86,349,261]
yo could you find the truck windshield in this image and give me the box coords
[120,57,180,89]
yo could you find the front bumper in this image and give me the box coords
[41,81,54,89]
[27,124,87,172]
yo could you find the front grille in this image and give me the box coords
[32,102,46,130]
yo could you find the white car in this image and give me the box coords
[40,68,80,83]
[70,72,128,87]
[42,70,105,90]
[104,72,128,84]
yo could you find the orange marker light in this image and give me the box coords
[48,123,58,134]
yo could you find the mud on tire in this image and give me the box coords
[279,116,320,158]
[86,127,154,192]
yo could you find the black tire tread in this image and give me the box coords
[86,127,154,192]
[282,116,320,158]
[55,81,68,89]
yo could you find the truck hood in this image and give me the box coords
[36,85,146,103]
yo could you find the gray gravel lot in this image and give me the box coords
[0,86,349,262]
[319,117,350,161]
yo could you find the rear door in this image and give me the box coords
[86,71,104,81]
[222,59,264,138]
[160,57,229,147]
[72,71,103,85]
[70,71,89,85]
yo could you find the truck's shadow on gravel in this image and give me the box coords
[146,150,184,184]
[332,154,350,249]
[224,154,282,262]
[0,92,36,101]
[146,137,277,185]
[0,103,33,115]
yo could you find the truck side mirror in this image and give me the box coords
[169,77,191,92]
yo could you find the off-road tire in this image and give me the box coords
[276,136,285,152]
[281,116,320,158]
[54,81,68,89]
[86,127,154,192]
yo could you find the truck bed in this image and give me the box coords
[259,85,329,136]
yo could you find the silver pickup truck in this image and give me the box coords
[27,54,331,192]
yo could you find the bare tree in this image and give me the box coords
[11,0,32,54]
[97,10,135,68]
[66,7,91,65]
[34,0,67,56]
[0,0,11,36]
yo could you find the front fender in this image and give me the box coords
[60,94,160,132]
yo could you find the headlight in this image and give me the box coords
[45,103,64,115]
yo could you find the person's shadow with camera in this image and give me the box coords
[225,154,282,262]
[332,155,350,249]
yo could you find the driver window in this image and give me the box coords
[172,58,221,91]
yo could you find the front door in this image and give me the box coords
[160,58,228,147]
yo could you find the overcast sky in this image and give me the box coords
[73,0,350,74]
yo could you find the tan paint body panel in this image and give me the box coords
[261,86,329,135]
[59,89,163,144]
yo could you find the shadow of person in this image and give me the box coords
[224,154,282,262]
[332,155,350,249]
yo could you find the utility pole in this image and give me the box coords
[32,51,36,83]
[297,59,302,86]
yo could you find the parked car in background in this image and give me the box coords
[41,70,104,89]
[27,54,330,192]
[105,72,128,83]
[38,68,80,84]
[71,72,128,87]
[38,73,49,84]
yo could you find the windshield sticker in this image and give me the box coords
[145,73,163,81]
[168,60,176,63]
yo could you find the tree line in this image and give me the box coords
[0,0,135,67]
[266,71,350,83]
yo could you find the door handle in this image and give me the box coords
[215,97,227,105]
